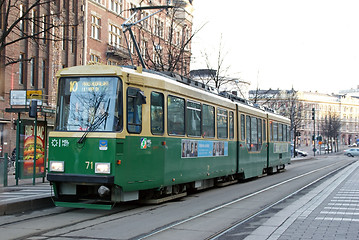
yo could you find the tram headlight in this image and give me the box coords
[50,161,64,172]
[95,162,111,174]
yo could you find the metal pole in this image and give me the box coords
[313,109,316,157]
[33,114,37,185]
[15,113,20,186]
[3,153,8,187]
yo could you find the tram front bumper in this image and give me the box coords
[47,173,114,184]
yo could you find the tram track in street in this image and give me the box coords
[136,160,354,240]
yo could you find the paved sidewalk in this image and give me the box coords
[242,160,359,240]
[0,171,52,215]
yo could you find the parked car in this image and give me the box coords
[349,143,357,147]
[295,149,308,157]
[344,148,359,157]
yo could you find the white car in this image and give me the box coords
[344,148,359,157]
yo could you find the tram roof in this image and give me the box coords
[56,65,288,122]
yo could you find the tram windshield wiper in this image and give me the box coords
[78,99,111,144]
[77,111,109,144]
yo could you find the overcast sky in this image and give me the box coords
[190,0,359,93]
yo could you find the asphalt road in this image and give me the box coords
[0,154,354,240]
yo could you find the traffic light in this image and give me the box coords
[311,108,315,120]
[29,100,37,118]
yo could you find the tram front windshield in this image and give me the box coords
[55,76,121,132]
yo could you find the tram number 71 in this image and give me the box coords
[85,161,94,169]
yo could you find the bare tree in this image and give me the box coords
[249,88,304,157]
[321,112,341,153]
[198,34,241,93]
[0,0,77,96]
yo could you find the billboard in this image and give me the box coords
[19,120,46,178]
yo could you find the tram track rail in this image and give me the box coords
[136,160,354,240]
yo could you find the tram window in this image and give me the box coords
[127,87,143,133]
[229,111,234,139]
[55,76,119,132]
[246,116,251,149]
[217,108,228,139]
[251,117,258,150]
[270,121,273,141]
[263,120,267,142]
[287,125,290,141]
[258,118,262,147]
[187,101,201,137]
[283,125,287,142]
[278,124,283,142]
[151,92,164,135]
[241,114,245,141]
[273,122,278,141]
[167,95,185,135]
[202,104,215,138]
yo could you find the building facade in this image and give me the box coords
[249,90,359,148]
[0,0,193,156]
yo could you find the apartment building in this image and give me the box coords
[249,90,359,147]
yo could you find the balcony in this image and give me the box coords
[106,44,130,59]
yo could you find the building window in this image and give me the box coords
[153,44,162,65]
[31,9,37,35]
[42,60,46,89]
[30,58,35,86]
[141,40,148,59]
[109,0,122,14]
[19,54,24,85]
[142,12,149,30]
[19,5,24,33]
[154,18,164,38]
[91,15,101,40]
[107,60,118,65]
[90,54,100,63]
[62,26,66,50]
[71,27,76,53]
[108,24,121,48]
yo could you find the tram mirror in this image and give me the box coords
[136,90,147,104]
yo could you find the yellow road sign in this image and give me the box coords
[26,90,42,100]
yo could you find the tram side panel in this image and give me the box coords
[163,138,237,187]
[117,135,165,192]
[267,116,291,171]
[238,140,267,179]
[237,110,268,179]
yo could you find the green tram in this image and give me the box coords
[47,65,291,209]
